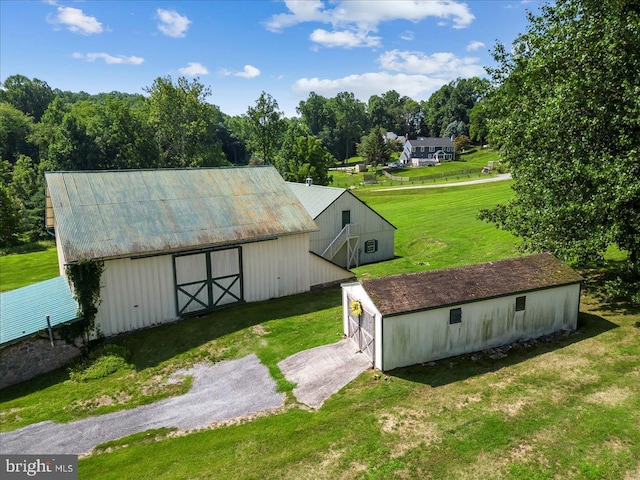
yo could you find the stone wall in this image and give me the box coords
[0,336,81,389]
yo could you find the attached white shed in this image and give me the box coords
[342,254,583,371]
[287,182,396,269]
[45,166,352,337]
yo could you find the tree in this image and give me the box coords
[453,135,472,155]
[144,76,227,168]
[275,120,335,185]
[297,92,332,137]
[0,102,36,162]
[246,91,285,165]
[326,92,367,162]
[468,101,489,144]
[0,184,20,247]
[0,75,54,121]
[357,127,391,168]
[480,0,640,277]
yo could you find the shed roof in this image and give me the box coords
[286,182,346,219]
[46,166,318,263]
[286,182,396,229]
[0,276,80,345]
[407,137,454,147]
[361,253,583,317]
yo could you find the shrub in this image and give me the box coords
[68,344,131,382]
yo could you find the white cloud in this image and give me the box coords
[310,28,380,48]
[293,72,447,101]
[265,0,329,32]
[466,40,486,52]
[265,0,475,43]
[220,65,261,79]
[48,6,103,34]
[378,49,485,78]
[291,47,487,104]
[157,9,191,38]
[72,52,144,65]
[178,62,209,76]
[400,30,414,41]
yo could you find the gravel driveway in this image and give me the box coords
[1,341,371,455]
[0,354,284,455]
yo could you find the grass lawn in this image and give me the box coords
[1,178,639,479]
[0,241,59,292]
[330,147,499,189]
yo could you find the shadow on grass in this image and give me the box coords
[391,311,618,388]
[0,241,53,256]
[114,286,343,371]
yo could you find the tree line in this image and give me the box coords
[0,74,487,246]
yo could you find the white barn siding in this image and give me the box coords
[242,234,311,301]
[312,193,395,266]
[381,284,580,371]
[309,254,354,287]
[96,233,314,337]
[97,255,175,337]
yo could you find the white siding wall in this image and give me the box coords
[310,254,353,287]
[311,192,395,267]
[97,255,176,337]
[96,233,314,337]
[56,237,67,277]
[342,283,383,369]
[381,284,581,371]
[242,234,311,301]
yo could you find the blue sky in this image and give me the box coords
[0,1,541,117]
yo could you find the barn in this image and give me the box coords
[341,254,583,371]
[286,182,396,268]
[45,166,352,337]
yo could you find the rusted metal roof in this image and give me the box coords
[45,166,318,263]
[361,253,583,317]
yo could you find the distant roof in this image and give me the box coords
[286,182,346,218]
[0,276,79,345]
[361,253,583,317]
[286,182,396,229]
[46,166,318,263]
[407,137,454,147]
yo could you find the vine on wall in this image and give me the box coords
[64,259,104,351]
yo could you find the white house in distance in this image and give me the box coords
[287,181,396,269]
[399,137,455,166]
[342,253,583,371]
[45,166,353,337]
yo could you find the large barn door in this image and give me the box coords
[347,295,375,364]
[174,247,243,316]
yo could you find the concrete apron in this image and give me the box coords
[278,339,372,409]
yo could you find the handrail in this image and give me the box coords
[321,224,349,259]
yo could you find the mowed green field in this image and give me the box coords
[2,179,639,479]
[353,181,520,279]
[0,243,59,292]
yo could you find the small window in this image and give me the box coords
[364,239,378,254]
[516,296,526,311]
[449,308,462,324]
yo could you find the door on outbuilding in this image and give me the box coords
[347,294,375,364]
[173,246,243,316]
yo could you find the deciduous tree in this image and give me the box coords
[480,0,640,277]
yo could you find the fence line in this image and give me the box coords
[382,167,485,182]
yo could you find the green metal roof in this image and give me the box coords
[46,166,318,263]
[0,276,80,345]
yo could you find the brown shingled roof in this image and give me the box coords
[361,253,583,317]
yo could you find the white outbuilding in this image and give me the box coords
[45,166,353,337]
[342,254,583,371]
[287,182,396,268]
